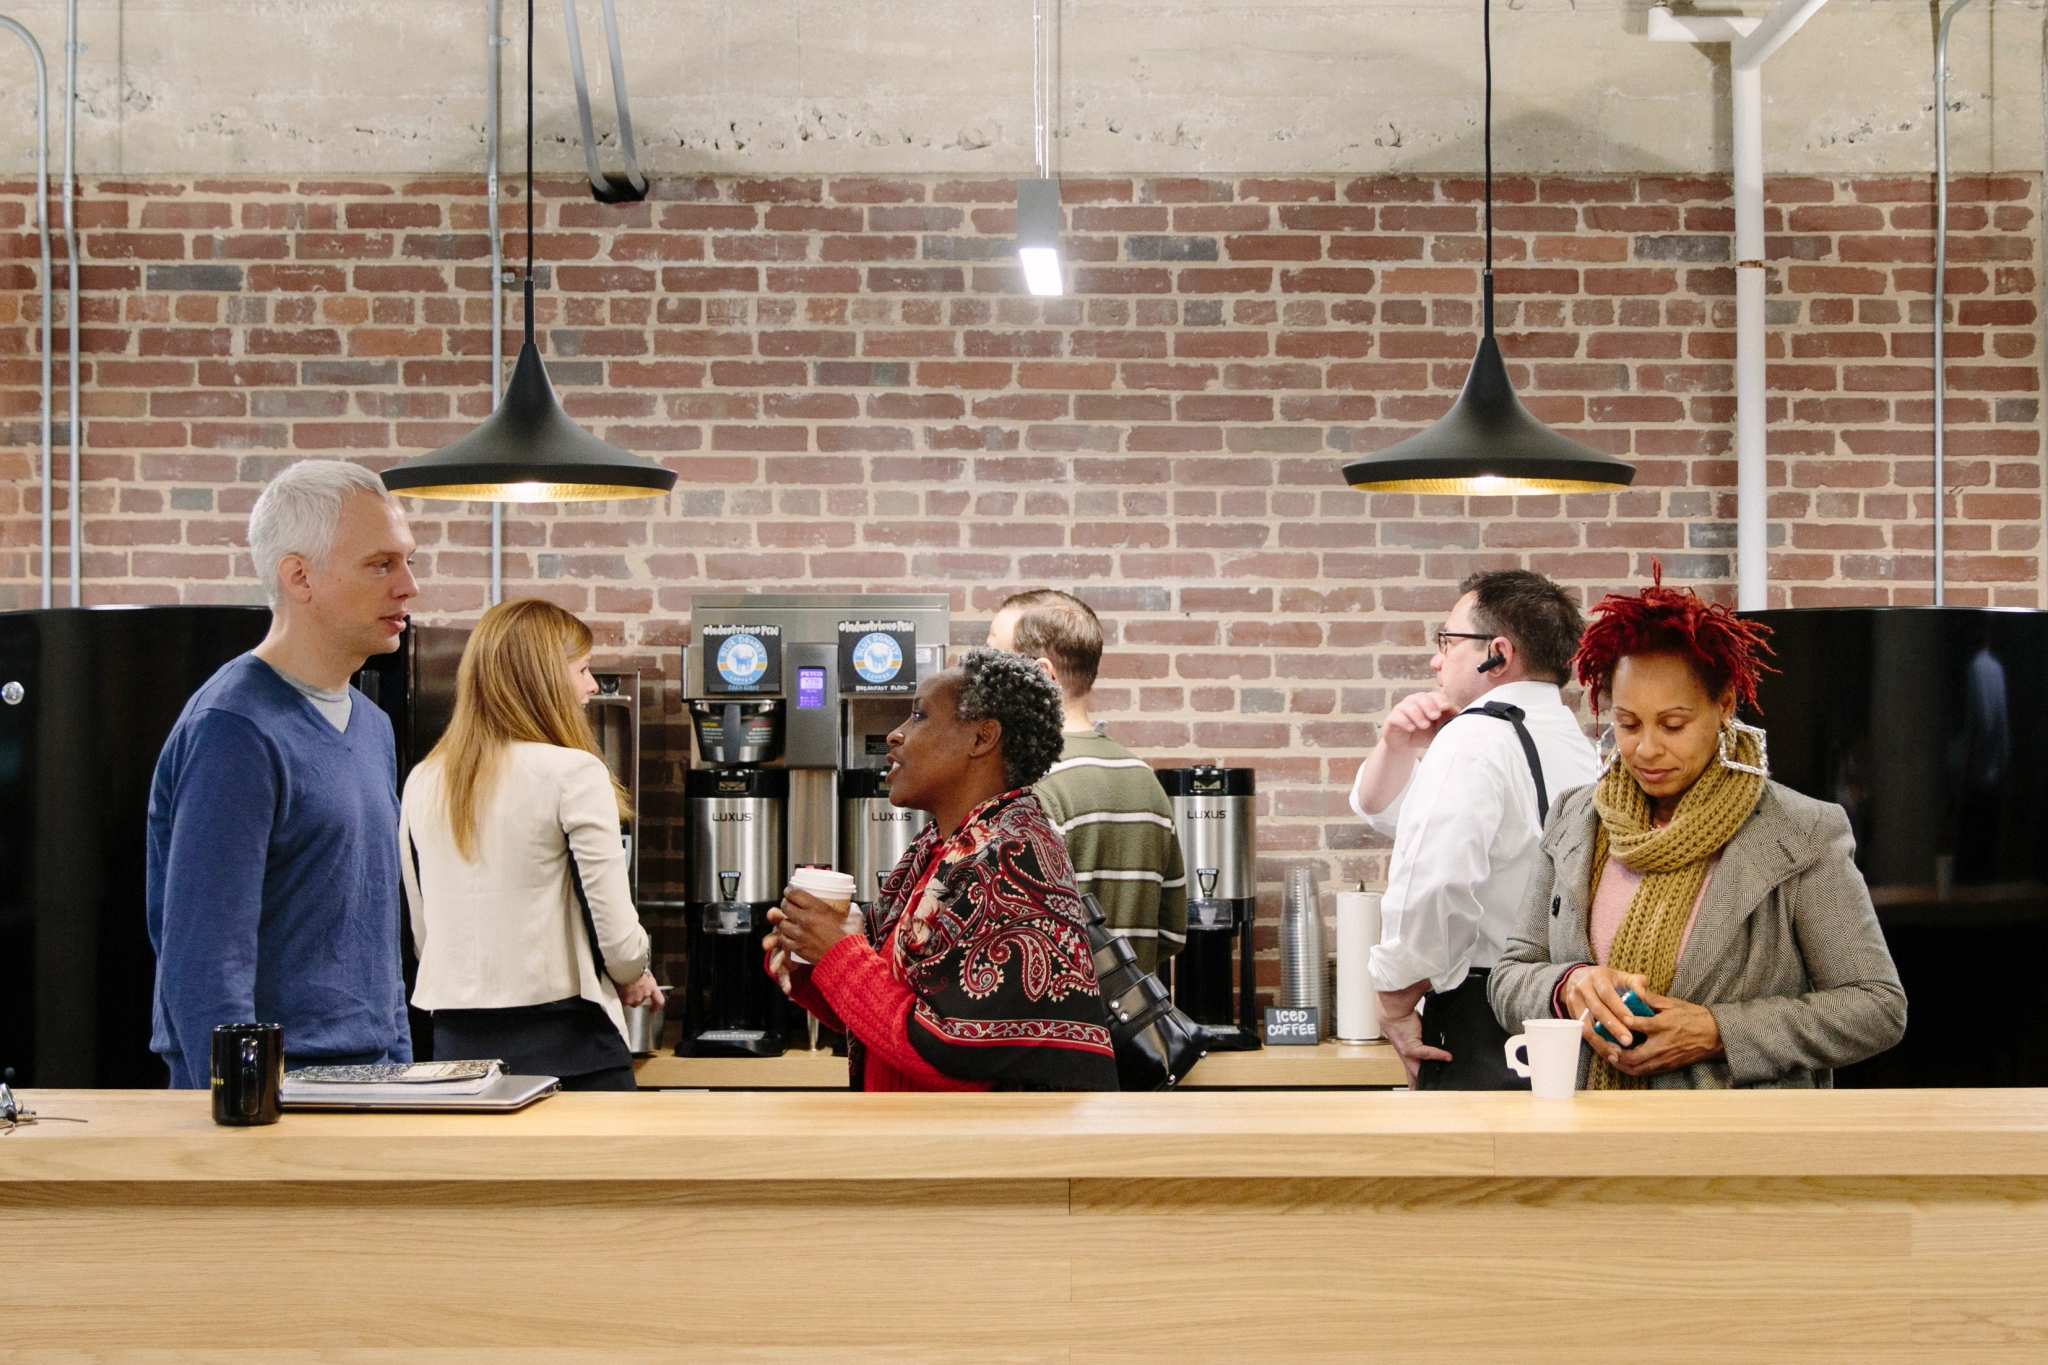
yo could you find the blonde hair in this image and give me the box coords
[427,598,630,860]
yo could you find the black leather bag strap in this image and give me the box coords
[1463,701,1548,826]
[1079,893,1205,1090]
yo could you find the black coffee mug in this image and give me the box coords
[210,1023,283,1126]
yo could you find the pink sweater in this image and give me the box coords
[1587,853,1718,968]
[1553,853,1721,1017]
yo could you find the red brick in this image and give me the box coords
[89,233,186,260]
[1279,268,1373,294]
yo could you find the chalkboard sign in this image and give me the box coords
[1264,1007,1321,1045]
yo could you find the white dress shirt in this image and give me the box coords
[1352,681,1602,995]
[401,741,650,1041]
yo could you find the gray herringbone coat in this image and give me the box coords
[1488,779,1907,1088]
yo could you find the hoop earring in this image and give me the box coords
[1596,724,1619,772]
[1718,718,1770,779]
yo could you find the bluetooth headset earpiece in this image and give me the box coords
[1477,642,1507,674]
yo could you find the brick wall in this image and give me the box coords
[3,171,2042,989]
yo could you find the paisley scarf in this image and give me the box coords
[865,788,1118,1090]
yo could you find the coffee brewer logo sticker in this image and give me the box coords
[852,633,903,683]
[836,620,917,694]
[703,623,782,694]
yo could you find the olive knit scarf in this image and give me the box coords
[1585,726,1765,1090]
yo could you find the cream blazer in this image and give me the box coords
[400,741,650,1042]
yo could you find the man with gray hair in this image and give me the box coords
[146,460,420,1087]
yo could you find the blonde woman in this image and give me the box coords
[400,599,660,1091]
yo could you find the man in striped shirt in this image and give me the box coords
[988,590,1187,974]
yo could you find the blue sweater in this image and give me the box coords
[146,653,411,1088]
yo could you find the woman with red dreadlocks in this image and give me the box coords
[1489,574,1905,1089]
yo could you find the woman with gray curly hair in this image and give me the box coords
[766,648,1118,1091]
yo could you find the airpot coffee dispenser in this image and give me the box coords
[842,769,929,913]
[679,728,788,1057]
[1159,766,1260,1050]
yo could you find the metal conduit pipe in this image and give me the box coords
[1933,0,1979,607]
[488,0,505,604]
[0,14,52,608]
[62,0,76,604]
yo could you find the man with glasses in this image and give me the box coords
[1350,570,1600,1088]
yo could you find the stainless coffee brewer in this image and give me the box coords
[681,594,949,1055]
[841,769,930,912]
[1159,766,1260,1050]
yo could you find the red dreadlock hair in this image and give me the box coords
[1573,563,1776,716]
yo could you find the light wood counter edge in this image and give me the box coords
[7,1089,2048,1184]
[631,1039,1407,1089]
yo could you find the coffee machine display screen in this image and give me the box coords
[796,666,827,709]
[837,620,917,694]
[704,623,783,694]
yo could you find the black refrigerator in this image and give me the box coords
[1745,606,2048,1087]
[0,607,464,1088]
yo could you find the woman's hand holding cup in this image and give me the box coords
[770,869,862,967]
[761,929,795,994]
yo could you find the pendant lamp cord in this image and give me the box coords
[1481,0,1494,336]
[525,0,537,346]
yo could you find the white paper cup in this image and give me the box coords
[1504,1018,1584,1099]
[784,868,857,965]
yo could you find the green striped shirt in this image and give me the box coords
[1031,730,1187,975]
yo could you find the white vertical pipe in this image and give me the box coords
[1032,0,1047,178]
[1726,0,1831,611]
[1732,63,1768,610]
[1934,0,1979,608]
[0,15,51,608]
[62,0,78,606]
[487,0,505,605]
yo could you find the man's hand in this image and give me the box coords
[1352,690,1461,817]
[1379,690,1460,756]
[1376,982,1452,1087]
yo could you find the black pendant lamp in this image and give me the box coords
[1341,0,1634,495]
[381,0,675,504]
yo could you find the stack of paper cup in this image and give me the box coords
[785,867,857,965]
[1335,887,1383,1042]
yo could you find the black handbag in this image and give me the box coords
[1080,894,1206,1090]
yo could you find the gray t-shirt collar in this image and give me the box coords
[261,658,353,732]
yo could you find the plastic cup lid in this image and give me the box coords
[789,867,856,899]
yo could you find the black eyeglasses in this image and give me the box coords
[1435,631,1494,654]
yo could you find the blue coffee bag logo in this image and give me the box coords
[851,632,903,684]
[716,633,769,687]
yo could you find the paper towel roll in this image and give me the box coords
[1335,890,1383,1042]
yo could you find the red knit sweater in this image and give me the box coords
[779,935,991,1093]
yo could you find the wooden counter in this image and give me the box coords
[633,1038,1407,1089]
[7,1088,2048,1361]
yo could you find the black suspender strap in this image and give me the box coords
[1463,701,1549,826]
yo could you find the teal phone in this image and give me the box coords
[1592,987,1656,1050]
